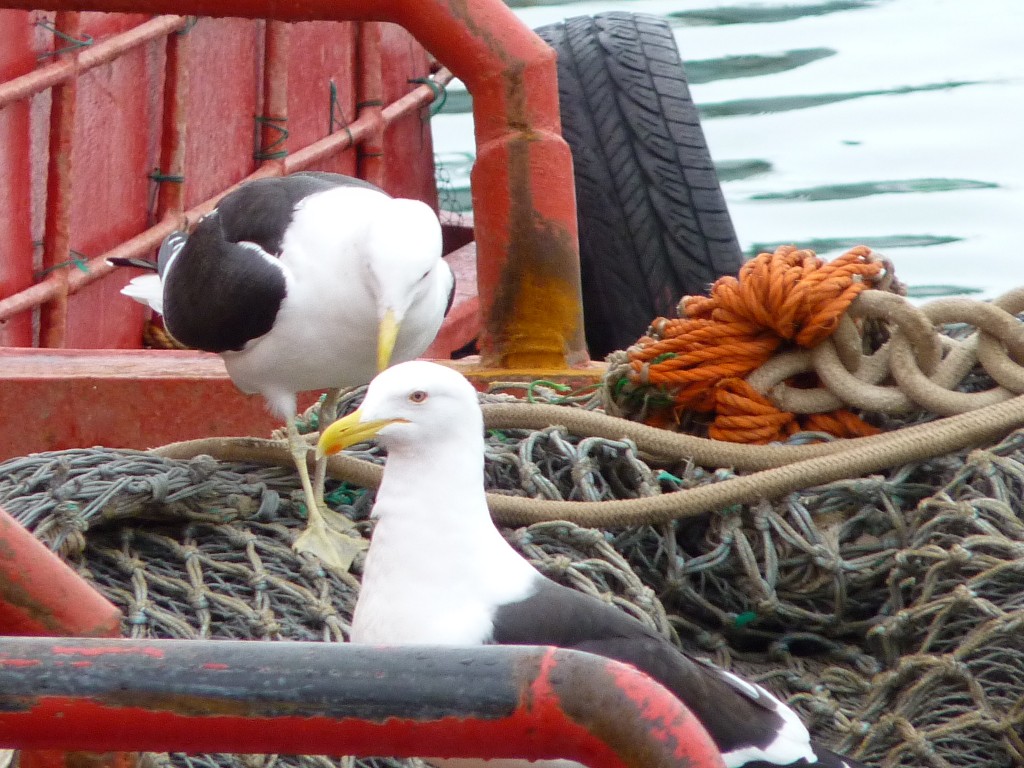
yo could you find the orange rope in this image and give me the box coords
[626,245,885,444]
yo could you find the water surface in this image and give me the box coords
[432,0,1024,300]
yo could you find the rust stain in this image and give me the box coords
[485,132,583,369]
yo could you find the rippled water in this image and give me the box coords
[432,0,1024,299]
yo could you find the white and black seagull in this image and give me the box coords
[110,172,455,572]
[316,361,865,768]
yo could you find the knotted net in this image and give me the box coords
[2,384,1023,767]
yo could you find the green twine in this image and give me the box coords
[734,611,758,628]
[176,16,199,35]
[253,115,288,160]
[409,76,448,117]
[149,170,185,184]
[488,429,510,443]
[526,379,572,403]
[325,483,364,507]
[327,80,355,145]
[35,250,90,278]
[35,18,93,59]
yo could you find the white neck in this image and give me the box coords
[351,427,539,646]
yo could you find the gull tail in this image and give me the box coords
[118,274,164,314]
[107,230,188,315]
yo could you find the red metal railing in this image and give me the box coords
[0,0,588,369]
[0,13,453,346]
[0,637,725,768]
[0,505,125,768]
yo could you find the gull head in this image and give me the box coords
[317,360,480,458]
[363,198,446,372]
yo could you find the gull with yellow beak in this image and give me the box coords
[316,360,866,768]
[111,172,454,572]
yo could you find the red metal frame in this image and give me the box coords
[0,638,725,768]
[0,19,452,332]
[0,0,593,457]
[0,505,124,768]
[0,0,588,367]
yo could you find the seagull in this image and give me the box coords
[316,360,865,768]
[110,172,455,573]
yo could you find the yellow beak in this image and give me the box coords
[377,308,400,373]
[316,408,399,459]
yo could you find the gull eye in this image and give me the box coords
[408,390,428,404]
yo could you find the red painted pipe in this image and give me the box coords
[0,0,589,369]
[0,71,451,325]
[0,638,725,768]
[153,21,189,222]
[355,21,384,187]
[0,507,121,638]
[0,15,188,109]
[257,20,289,171]
[0,505,127,768]
[38,10,79,349]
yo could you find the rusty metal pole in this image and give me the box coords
[257,20,289,172]
[152,20,189,224]
[0,638,725,768]
[355,21,384,188]
[0,0,590,371]
[0,506,128,768]
[38,10,80,349]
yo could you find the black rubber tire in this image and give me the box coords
[534,12,743,359]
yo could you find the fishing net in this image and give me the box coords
[2,383,1024,768]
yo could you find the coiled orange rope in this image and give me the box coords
[623,245,887,443]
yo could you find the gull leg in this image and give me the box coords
[288,419,365,573]
[313,387,341,509]
[313,388,364,536]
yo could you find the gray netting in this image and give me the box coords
[2,387,1024,768]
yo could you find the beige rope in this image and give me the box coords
[151,391,1024,527]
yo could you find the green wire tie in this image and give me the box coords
[35,249,90,279]
[656,470,683,484]
[35,18,93,59]
[408,76,448,117]
[488,429,509,443]
[148,170,185,183]
[327,80,355,146]
[253,115,289,160]
[176,16,199,35]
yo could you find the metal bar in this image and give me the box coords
[38,10,80,349]
[0,347,322,460]
[0,15,187,110]
[0,638,724,768]
[0,507,121,638]
[355,21,384,187]
[0,70,452,323]
[0,0,589,369]
[0,505,127,768]
[152,21,189,222]
[256,20,289,171]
